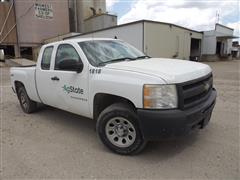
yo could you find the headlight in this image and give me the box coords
[143,84,178,109]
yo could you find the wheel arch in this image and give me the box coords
[93,93,136,120]
[14,81,25,96]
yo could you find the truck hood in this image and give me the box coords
[105,58,212,84]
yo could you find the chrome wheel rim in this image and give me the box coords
[20,94,28,110]
[105,117,136,148]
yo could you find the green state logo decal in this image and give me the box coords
[62,85,84,94]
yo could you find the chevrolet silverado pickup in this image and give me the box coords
[10,38,217,155]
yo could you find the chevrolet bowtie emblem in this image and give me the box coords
[203,82,210,91]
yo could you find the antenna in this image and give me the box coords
[216,11,220,24]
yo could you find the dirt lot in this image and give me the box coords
[0,60,239,179]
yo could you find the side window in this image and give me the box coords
[55,44,81,70]
[41,46,53,70]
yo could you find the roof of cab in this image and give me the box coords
[44,38,119,47]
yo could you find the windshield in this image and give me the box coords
[78,40,146,66]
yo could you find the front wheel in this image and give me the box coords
[96,103,147,155]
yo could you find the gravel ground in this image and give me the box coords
[0,60,239,179]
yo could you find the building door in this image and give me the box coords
[190,38,201,61]
[216,41,222,55]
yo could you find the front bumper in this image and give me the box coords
[137,88,217,140]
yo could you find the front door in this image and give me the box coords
[52,43,90,118]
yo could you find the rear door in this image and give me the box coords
[36,45,59,107]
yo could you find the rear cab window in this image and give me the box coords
[41,46,53,70]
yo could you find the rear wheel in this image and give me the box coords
[17,86,37,113]
[97,103,147,155]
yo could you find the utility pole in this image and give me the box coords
[74,0,78,32]
[13,0,20,58]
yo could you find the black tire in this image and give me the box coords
[96,103,147,155]
[17,86,37,113]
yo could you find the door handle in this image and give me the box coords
[51,76,60,81]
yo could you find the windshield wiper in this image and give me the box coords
[98,57,136,66]
[98,56,151,66]
[134,55,151,59]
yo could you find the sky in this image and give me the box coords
[106,0,239,39]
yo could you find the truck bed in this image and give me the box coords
[10,66,41,103]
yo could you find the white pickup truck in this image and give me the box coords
[10,38,217,155]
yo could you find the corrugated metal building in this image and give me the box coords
[67,20,203,60]
[202,24,237,60]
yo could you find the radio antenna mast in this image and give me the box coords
[216,11,220,24]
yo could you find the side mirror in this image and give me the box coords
[58,59,83,73]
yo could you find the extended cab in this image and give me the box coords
[10,38,217,155]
